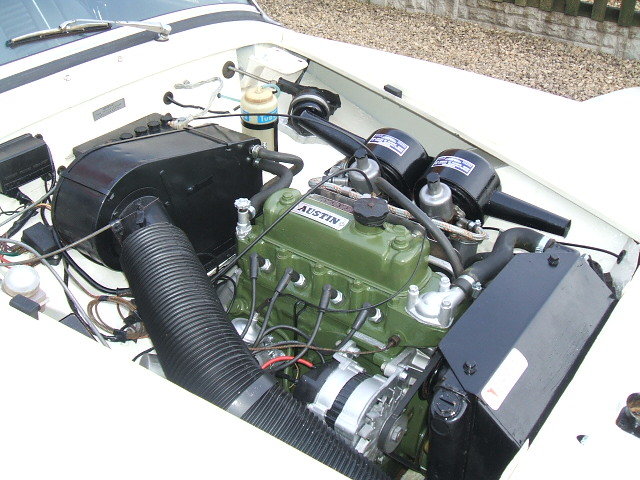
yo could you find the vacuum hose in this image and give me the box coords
[119,220,388,480]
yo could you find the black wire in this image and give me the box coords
[259,340,395,356]
[2,180,60,226]
[240,277,257,340]
[213,274,237,314]
[257,340,331,362]
[400,344,436,350]
[253,286,285,347]
[165,94,229,114]
[263,324,311,342]
[558,241,625,261]
[472,226,624,262]
[39,175,54,225]
[39,203,49,225]
[0,205,25,216]
[260,327,326,365]
[64,251,130,295]
[132,347,155,363]
[293,300,307,342]
[272,287,332,372]
[58,258,100,340]
[51,226,131,296]
[5,209,37,237]
[3,189,36,238]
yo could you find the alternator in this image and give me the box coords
[294,346,430,460]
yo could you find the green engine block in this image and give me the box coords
[232,188,448,364]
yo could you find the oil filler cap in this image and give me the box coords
[352,197,389,227]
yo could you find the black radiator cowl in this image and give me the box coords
[429,247,616,480]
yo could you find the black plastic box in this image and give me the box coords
[0,134,53,194]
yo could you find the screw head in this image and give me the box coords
[547,254,559,267]
[390,426,404,442]
[463,361,477,375]
[433,390,462,418]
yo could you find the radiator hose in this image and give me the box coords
[119,219,388,480]
[464,227,554,285]
[249,147,304,211]
[250,158,294,211]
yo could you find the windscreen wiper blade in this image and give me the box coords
[7,19,171,47]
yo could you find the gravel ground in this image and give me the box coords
[259,0,640,100]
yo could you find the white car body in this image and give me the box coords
[0,2,637,479]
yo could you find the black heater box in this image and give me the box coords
[53,124,262,270]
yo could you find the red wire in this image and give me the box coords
[261,356,314,370]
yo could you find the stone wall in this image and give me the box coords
[366,0,640,59]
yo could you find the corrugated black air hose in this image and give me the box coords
[119,222,388,480]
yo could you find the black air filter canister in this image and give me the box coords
[417,149,571,236]
[365,128,430,198]
[420,149,499,222]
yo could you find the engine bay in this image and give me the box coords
[1,44,637,480]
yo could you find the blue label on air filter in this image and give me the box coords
[432,156,476,176]
[241,109,278,124]
[368,133,410,156]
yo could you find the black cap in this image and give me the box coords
[353,147,368,160]
[134,126,148,137]
[147,120,162,134]
[426,172,440,185]
[352,197,389,227]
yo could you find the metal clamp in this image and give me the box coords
[226,374,276,419]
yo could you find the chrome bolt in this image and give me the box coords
[293,274,306,288]
[471,282,482,299]
[368,308,383,324]
[330,290,344,305]
[260,258,272,272]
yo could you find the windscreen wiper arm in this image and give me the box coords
[7,19,171,47]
